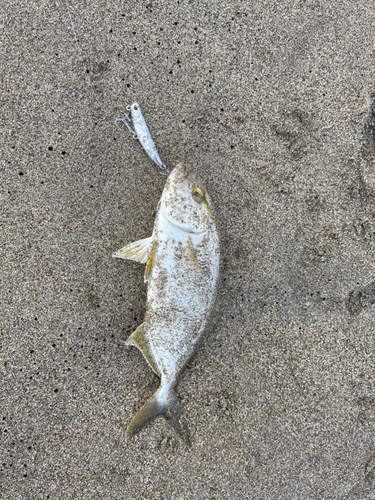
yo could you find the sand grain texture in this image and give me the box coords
[1,1,375,499]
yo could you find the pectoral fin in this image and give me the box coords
[113,236,153,263]
[125,323,160,377]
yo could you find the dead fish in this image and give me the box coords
[113,163,220,441]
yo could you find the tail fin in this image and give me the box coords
[126,382,190,444]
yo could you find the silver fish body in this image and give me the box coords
[113,164,220,440]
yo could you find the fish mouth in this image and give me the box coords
[161,202,206,235]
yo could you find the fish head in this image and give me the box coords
[160,164,214,234]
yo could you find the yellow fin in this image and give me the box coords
[112,236,153,263]
[144,243,157,283]
[125,323,160,377]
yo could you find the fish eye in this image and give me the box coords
[192,187,204,202]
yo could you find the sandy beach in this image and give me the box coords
[1,1,375,498]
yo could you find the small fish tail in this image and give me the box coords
[125,381,190,444]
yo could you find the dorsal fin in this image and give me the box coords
[125,323,160,377]
[112,236,153,263]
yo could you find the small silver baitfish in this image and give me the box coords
[113,164,220,441]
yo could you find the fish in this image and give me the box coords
[113,163,220,441]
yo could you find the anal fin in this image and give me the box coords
[113,236,153,263]
[126,323,160,377]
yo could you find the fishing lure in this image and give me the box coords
[115,103,168,174]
